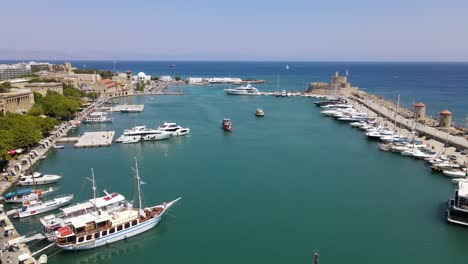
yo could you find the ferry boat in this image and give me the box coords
[224,83,260,96]
[447,180,468,226]
[120,104,143,113]
[3,187,54,204]
[222,118,232,132]
[255,108,265,117]
[17,172,62,186]
[7,194,73,218]
[158,122,190,136]
[53,159,181,251]
[40,170,129,241]
[83,112,113,124]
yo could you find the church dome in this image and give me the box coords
[137,72,146,77]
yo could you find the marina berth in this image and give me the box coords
[224,83,261,95]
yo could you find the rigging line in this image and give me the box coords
[47,247,65,258]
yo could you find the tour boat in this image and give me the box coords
[158,122,190,136]
[83,112,113,124]
[3,187,54,204]
[17,172,62,186]
[7,194,73,218]
[222,118,233,132]
[40,170,129,241]
[224,83,260,96]
[447,180,468,226]
[255,108,265,117]
[54,159,181,251]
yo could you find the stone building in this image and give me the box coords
[0,91,35,114]
[414,102,426,121]
[24,82,63,96]
[307,71,357,96]
[439,110,452,129]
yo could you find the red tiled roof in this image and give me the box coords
[440,109,452,115]
[414,102,425,107]
[100,79,113,84]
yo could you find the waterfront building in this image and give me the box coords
[24,82,63,96]
[160,75,173,82]
[29,62,51,72]
[0,63,32,80]
[307,71,358,96]
[133,72,151,82]
[188,77,203,84]
[414,102,426,121]
[439,110,452,129]
[0,91,35,114]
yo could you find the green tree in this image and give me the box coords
[0,130,14,159]
[174,76,181,81]
[151,76,160,81]
[28,105,44,116]
[0,82,12,93]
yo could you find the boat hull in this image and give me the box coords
[61,216,161,250]
[18,178,61,186]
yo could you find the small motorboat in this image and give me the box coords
[53,145,64,149]
[255,108,265,117]
[443,168,468,178]
[7,194,74,218]
[39,155,47,160]
[17,172,62,186]
[222,118,233,132]
[3,187,54,204]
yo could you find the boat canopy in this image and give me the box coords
[92,193,125,208]
[60,201,94,216]
[4,188,33,199]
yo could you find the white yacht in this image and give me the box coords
[121,135,141,144]
[7,194,74,218]
[84,112,113,123]
[158,122,190,136]
[447,180,468,225]
[17,172,62,186]
[224,83,260,96]
[120,104,144,113]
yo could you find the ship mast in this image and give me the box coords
[87,168,97,208]
[134,158,143,212]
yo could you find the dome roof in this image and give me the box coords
[414,102,425,107]
[137,72,146,77]
[440,109,452,115]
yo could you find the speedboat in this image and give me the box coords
[17,172,62,186]
[280,90,287,97]
[255,108,265,117]
[379,143,392,152]
[7,194,74,218]
[83,112,113,123]
[53,145,64,149]
[222,118,233,132]
[443,168,467,178]
[3,187,54,204]
[158,122,190,136]
[224,83,260,96]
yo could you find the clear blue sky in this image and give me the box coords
[1,0,467,61]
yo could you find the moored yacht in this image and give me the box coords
[7,194,74,218]
[224,83,260,96]
[17,172,62,186]
[447,180,468,226]
[158,122,190,136]
[83,112,113,123]
[3,187,54,204]
[53,159,181,251]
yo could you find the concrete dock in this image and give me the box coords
[74,131,115,148]
[0,210,37,263]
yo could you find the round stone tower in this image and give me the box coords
[439,110,452,128]
[414,102,426,121]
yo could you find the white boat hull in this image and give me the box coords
[62,215,161,250]
[18,176,61,186]
[141,133,171,141]
[17,195,73,218]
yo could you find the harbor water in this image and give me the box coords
[5,62,468,263]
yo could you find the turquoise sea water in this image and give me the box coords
[10,82,468,264]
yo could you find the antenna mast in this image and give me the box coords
[135,158,143,211]
[87,168,97,207]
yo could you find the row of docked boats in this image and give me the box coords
[116,122,190,144]
[316,97,467,178]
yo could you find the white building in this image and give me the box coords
[160,75,173,82]
[133,72,151,82]
[188,77,204,84]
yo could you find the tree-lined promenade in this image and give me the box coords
[0,84,89,167]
